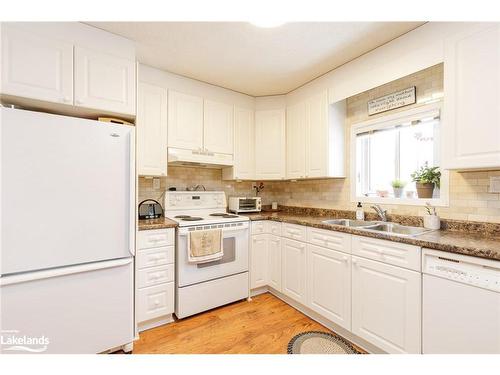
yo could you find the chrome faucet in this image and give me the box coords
[371,205,388,222]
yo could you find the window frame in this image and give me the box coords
[350,102,449,207]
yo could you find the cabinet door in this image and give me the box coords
[233,107,255,179]
[137,83,168,176]
[443,24,500,169]
[1,25,73,104]
[250,234,268,289]
[306,90,329,178]
[281,238,307,304]
[167,91,204,150]
[351,256,421,353]
[268,235,282,292]
[255,109,286,180]
[286,102,307,179]
[74,47,136,115]
[203,99,234,154]
[307,244,351,330]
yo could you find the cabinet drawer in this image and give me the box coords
[281,223,307,242]
[137,228,174,249]
[251,221,267,235]
[136,282,174,323]
[268,221,281,236]
[307,227,351,253]
[136,246,174,269]
[137,264,174,289]
[351,235,421,271]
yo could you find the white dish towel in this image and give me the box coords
[187,229,224,264]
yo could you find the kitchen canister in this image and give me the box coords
[423,215,441,230]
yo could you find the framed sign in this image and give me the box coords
[368,86,416,115]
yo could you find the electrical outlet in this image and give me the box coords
[489,176,500,193]
[251,181,257,190]
[153,178,161,190]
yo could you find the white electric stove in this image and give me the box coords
[164,191,250,319]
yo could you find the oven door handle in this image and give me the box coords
[178,227,249,236]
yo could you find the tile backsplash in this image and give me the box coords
[138,166,254,206]
[138,64,500,224]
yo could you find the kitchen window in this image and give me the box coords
[350,103,448,206]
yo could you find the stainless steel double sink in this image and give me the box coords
[321,219,435,237]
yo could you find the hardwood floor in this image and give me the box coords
[134,292,338,354]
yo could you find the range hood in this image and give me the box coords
[167,147,234,168]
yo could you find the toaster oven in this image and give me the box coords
[228,197,262,213]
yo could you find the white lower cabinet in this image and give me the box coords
[267,235,282,292]
[281,238,307,305]
[351,255,421,354]
[307,244,351,330]
[250,234,268,289]
[249,220,423,353]
[136,228,175,331]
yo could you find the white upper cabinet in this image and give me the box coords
[74,47,136,115]
[203,99,234,154]
[307,244,351,330]
[167,91,204,151]
[443,23,500,169]
[307,91,329,177]
[137,83,168,176]
[281,238,307,305]
[284,90,345,179]
[286,102,307,179]
[1,25,73,104]
[255,109,286,180]
[223,106,255,180]
[351,256,421,354]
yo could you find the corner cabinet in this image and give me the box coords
[167,90,204,151]
[137,83,168,176]
[442,23,500,169]
[1,24,73,104]
[351,256,421,354]
[255,109,286,180]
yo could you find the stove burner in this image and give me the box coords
[209,213,228,216]
[222,214,239,218]
[181,217,203,221]
[174,215,191,218]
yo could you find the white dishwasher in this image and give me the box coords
[422,248,500,354]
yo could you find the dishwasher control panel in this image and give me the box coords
[422,249,500,292]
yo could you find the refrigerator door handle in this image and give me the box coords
[0,258,133,287]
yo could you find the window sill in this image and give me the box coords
[353,196,449,207]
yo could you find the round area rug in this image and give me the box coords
[287,331,362,354]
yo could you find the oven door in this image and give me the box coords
[176,222,249,287]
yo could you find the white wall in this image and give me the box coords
[138,64,255,109]
[286,22,483,105]
[255,95,286,110]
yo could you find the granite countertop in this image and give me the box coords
[243,212,500,261]
[138,217,177,231]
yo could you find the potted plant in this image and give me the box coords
[411,165,441,199]
[391,179,406,198]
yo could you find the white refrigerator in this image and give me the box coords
[0,107,135,354]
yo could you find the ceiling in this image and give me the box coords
[88,22,425,96]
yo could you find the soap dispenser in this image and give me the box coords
[355,202,365,220]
